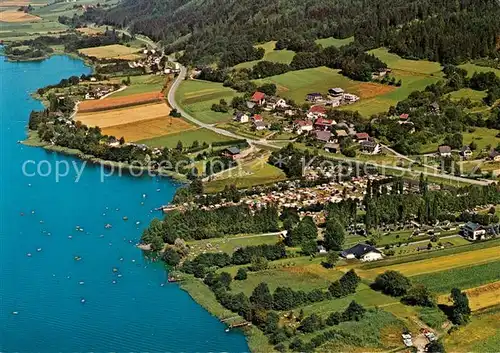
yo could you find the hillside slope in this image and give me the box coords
[86,0,500,65]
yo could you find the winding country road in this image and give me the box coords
[167,64,493,186]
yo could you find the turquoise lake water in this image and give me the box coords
[0,54,248,352]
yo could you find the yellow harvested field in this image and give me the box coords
[76,27,103,36]
[78,44,142,60]
[76,103,171,128]
[439,282,500,311]
[357,246,500,278]
[0,10,40,22]
[101,117,195,142]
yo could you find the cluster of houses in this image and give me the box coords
[306,87,360,107]
[294,106,381,154]
[128,49,180,74]
[83,84,118,100]
[234,91,290,131]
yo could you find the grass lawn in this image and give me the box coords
[204,156,287,193]
[315,36,354,48]
[234,41,295,69]
[446,88,487,103]
[302,309,405,351]
[255,66,398,116]
[186,233,280,257]
[138,128,235,148]
[175,79,239,124]
[410,260,500,294]
[443,307,500,352]
[369,48,443,75]
[418,307,448,330]
[419,127,499,156]
[463,127,500,152]
[112,75,166,97]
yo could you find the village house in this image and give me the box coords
[250,91,266,106]
[234,112,249,123]
[460,146,473,159]
[306,92,323,102]
[253,120,268,131]
[294,120,314,134]
[489,149,500,162]
[307,105,328,119]
[265,97,289,110]
[438,145,452,157]
[314,130,333,143]
[430,102,440,113]
[343,93,360,103]
[326,98,342,107]
[223,147,241,160]
[462,222,487,241]
[335,129,348,139]
[328,87,344,97]
[355,132,370,142]
[324,142,340,153]
[341,243,383,262]
[360,140,381,154]
[371,68,391,80]
[314,117,335,130]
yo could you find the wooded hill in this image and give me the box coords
[84,0,500,66]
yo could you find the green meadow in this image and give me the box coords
[446,88,487,103]
[138,128,234,148]
[234,41,295,69]
[459,62,500,78]
[111,75,165,97]
[315,36,354,48]
[175,79,239,124]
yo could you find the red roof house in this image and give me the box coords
[355,132,370,141]
[309,105,327,114]
[314,117,334,127]
[399,113,409,120]
[252,114,263,121]
[251,91,266,104]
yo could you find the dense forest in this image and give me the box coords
[83,0,500,65]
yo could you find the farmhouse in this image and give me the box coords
[307,92,323,102]
[489,149,500,162]
[250,91,266,105]
[462,222,487,241]
[266,97,289,110]
[307,105,327,119]
[234,112,249,123]
[335,129,348,138]
[252,114,263,122]
[314,118,335,130]
[360,140,381,154]
[343,93,360,103]
[223,147,241,160]
[253,120,268,131]
[355,132,370,141]
[460,146,473,159]
[324,142,340,153]
[328,87,344,97]
[294,120,313,134]
[341,243,383,262]
[314,130,333,143]
[438,145,452,157]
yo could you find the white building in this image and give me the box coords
[341,243,383,262]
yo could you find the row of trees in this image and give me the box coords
[141,204,280,245]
